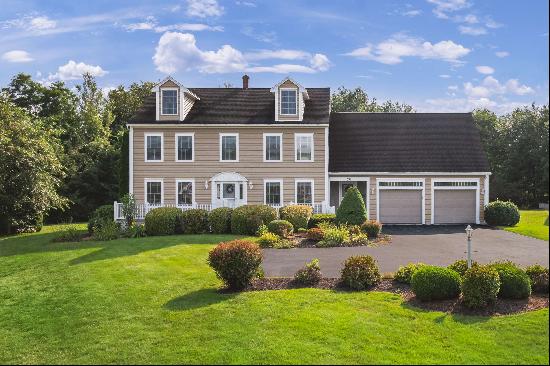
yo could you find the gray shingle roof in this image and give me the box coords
[129,87,330,124]
[329,112,490,173]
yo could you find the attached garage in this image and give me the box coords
[377,179,424,224]
[432,179,480,224]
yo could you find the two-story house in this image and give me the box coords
[120,75,491,225]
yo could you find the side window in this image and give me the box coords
[176,134,194,161]
[220,134,238,162]
[264,133,282,162]
[162,89,178,115]
[296,180,313,204]
[295,133,313,162]
[145,134,163,162]
[176,180,193,205]
[265,181,282,205]
[146,180,162,205]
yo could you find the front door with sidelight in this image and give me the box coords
[211,172,248,208]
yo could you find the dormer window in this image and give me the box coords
[280,89,297,115]
[161,89,178,115]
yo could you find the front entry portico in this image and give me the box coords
[211,172,248,208]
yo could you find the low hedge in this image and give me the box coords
[181,209,209,234]
[525,264,549,293]
[308,213,336,228]
[231,205,278,235]
[448,259,479,277]
[267,220,294,238]
[462,265,501,309]
[207,240,262,290]
[88,204,114,234]
[280,205,313,230]
[489,261,531,299]
[209,207,233,234]
[394,263,427,284]
[411,266,461,301]
[144,207,184,236]
[484,200,520,226]
[340,255,381,290]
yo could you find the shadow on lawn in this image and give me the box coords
[400,301,492,324]
[164,288,237,311]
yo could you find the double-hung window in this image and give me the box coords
[220,133,238,162]
[264,133,282,162]
[295,133,313,162]
[264,180,283,205]
[145,179,163,205]
[176,180,194,206]
[280,89,297,115]
[295,180,313,204]
[176,133,194,162]
[145,133,163,162]
[161,89,178,115]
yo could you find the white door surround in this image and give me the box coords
[211,172,248,208]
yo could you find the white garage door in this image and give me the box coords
[379,190,423,224]
[434,189,477,224]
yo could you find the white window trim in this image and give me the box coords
[294,133,314,162]
[376,178,425,224]
[175,133,195,162]
[144,132,164,162]
[279,88,298,116]
[219,133,239,162]
[295,179,315,204]
[175,178,196,206]
[263,133,283,162]
[160,88,179,116]
[144,178,164,206]
[431,178,480,225]
[264,179,284,205]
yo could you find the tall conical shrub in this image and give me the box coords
[336,186,368,225]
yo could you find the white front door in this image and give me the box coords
[213,181,247,208]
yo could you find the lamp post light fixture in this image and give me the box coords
[465,225,474,268]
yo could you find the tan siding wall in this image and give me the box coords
[133,126,327,205]
[365,175,486,223]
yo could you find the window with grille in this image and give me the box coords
[378,181,423,187]
[265,181,282,205]
[295,134,313,161]
[177,135,193,161]
[296,181,313,204]
[146,135,162,161]
[220,135,238,161]
[280,89,297,115]
[434,181,477,187]
[177,181,193,205]
[146,181,162,205]
[162,89,178,115]
[265,134,281,161]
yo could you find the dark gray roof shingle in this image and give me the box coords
[329,112,490,173]
[129,87,330,124]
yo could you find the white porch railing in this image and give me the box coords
[114,201,334,221]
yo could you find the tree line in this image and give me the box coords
[0,78,547,234]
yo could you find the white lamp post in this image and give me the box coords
[465,225,474,268]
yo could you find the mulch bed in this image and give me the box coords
[244,278,549,316]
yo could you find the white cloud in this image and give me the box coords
[236,1,256,7]
[448,85,459,90]
[123,17,223,32]
[241,26,277,44]
[485,17,503,29]
[153,32,330,74]
[1,15,57,31]
[421,97,527,114]
[427,0,471,19]
[402,9,422,17]
[48,60,108,81]
[475,65,494,74]
[464,76,534,98]
[186,0,224,18]
[345,34,470,65]
[495,51,510,58]
[29,16,57,30]
[440,74,451,78]
[459,25,487,35]
[2,50,33,63]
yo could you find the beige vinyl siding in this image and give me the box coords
[133,126,326,205]
[366,175,486,224]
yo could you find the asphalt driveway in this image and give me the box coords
[262,226,549,277]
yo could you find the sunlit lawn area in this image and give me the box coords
[0,224,548,364]
[501,210,549,241]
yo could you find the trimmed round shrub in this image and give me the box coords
[280,205,313,230]
[257,232,280,248]
[144,207,184,236]
[181,209,209,234]
[361,220,382,238]
[525,264,549,293]
[294,259,322,286]
[231,205,278,235]
[448,259,479,277]
[267,219,294,238]
[88,204,114,234]
[462,265,501,309]
[306,227,324,241]
[394,263,427,284]
[308,213,336,228]
[340,255,381,290]
[336,186,368,225]
[208,207,233,234]
[207,240,262,290]
[489,261,531,299]
[411,266,461,301]
[484,200,520,226]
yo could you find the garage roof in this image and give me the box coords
[329,112,490,173]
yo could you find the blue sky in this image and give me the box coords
[1,0,548,113]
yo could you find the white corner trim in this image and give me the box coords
[144,178,164,205]
[294,132,314,162]
[294,178,315,204]
[144,132,164,162]
[175,178,196,206]
[484,174,490,207]
[324,127,329,204]
[430,177,481,225]
[263,178,284,205]
[155,92,160,121]
[129,126,134,194]
[219,133,239,162]
[376,177,426,224]
[263,133,283,162]
[175,132,195,162]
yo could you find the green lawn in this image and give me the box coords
[501,210,549,241]
[0,225,548,364]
